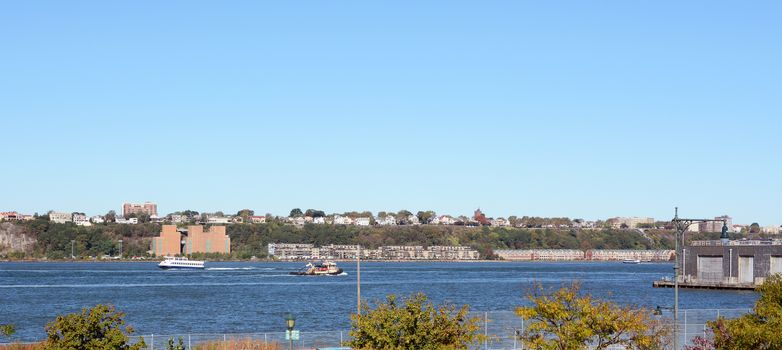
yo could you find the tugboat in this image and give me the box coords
[289,261,344,276]
[158,256,205,269]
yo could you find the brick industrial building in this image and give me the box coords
[151,225,231,256]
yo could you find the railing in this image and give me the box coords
[690,239,782,246]
[0,309,753,350]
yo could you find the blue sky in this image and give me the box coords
[1,1,780,224]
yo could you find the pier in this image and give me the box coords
[653,279,756,291]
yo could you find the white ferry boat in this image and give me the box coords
[158,256,205,269]
[622,259,641,264]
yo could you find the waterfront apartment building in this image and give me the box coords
[427,246,480,260]
[495,249,585,261]
[267,243,317,259]
[151,225,230,256]
[586,249,674,261]
[123,202,158,218]
[495,249,674,261]
[268,243,480,261]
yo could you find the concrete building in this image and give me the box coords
[762,225,780,234]
[684,239,782,286]
[699,215,733,233]
[185,225,231,255]
[151,225,231,256]
[612,217,655,229]
[250,216,267,224]
[151,225,183,256]
[122,202,158,218]
[48,211,72,224]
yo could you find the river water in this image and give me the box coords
[0,261,759,341]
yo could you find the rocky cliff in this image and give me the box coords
[0,222,36,256]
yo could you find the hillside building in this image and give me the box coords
[123,202,158,218]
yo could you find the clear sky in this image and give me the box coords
[1,1,780,225]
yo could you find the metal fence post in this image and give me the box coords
[484,312,488,350]
[682,309,690,346]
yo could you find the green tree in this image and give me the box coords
[289,208,303,217]
[693,274,782,349]
[236,209,254,218]
[43,304,145,350]
[0,323,15,339]
[166,337,185,350]
[395,210,413,221]
[105,210,117,223]
[347,293,482,350]
[750,223,761,234]
[516,283,668,350]
[416,211,436,224]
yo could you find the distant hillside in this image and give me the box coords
[0,219,727,260]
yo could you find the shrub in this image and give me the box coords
[516,283,669,350]
[42,304,145,350]
[347,293,482,350]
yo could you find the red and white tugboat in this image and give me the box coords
[289,261,344,276]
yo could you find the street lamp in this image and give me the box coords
[285,313,296,350]
[670,207,728,349]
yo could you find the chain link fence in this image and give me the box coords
[0,309,753,350]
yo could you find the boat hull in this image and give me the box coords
[158,265,205,270]
[289,268,343,276]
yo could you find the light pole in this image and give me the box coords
[71,240,75,259]
[670,207,728,349]
[357,244,361,315]
[285,313,296,350]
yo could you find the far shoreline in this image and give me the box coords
[0,258,674,264]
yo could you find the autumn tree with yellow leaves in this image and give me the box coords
[347,293,483,350]
[516,283,669,350]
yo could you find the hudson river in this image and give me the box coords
[0,261,759,341]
